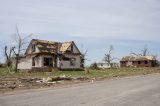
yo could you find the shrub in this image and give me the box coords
[155,60,160,67]
[89,62,99,70]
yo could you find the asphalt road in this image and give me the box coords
[0,73,160,106]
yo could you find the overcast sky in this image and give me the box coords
[0,0,160,64]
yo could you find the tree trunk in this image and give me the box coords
[14,54,19,73]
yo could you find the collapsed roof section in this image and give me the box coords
[25,39,80,55]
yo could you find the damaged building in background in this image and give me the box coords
[18,39,82,71]
[120,55,156,68]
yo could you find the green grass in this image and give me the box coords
[0,67,160,78]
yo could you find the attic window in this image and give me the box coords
[32,44,36,52]
[66,50,71,53]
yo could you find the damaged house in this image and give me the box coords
[120,55,156,67]
[18,39,82,71]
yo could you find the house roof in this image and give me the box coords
[33,39,57,54]
[33,39,55,45]
[121,55,156,61]
[60,41,72,52]
[25,39,81,55]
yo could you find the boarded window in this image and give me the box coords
[70,58,76,66]
[44,57,53,67]
[32,57,35,66]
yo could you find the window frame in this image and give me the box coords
[138,61,141,64]
[43,57,53,67]
[70,58,76,66]
[32,44,36,52]
[145,61,148,64]
[32,57,35,66]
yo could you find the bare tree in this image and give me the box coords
[104,45,115,67]
[12,26,32,72]
[80,46,91,73]
[4,46,15,72]
[130,51,140,56]
[130,45,149,56]
[141,45,149,56]
[80,48,88,68]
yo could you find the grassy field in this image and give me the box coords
[0,67,160,78]
[1,67,160,92]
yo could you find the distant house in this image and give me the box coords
[97,62,120,69]
[120,56,156,67]
[18,39,82,71]
[97,63,111,69]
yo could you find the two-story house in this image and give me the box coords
[18,39,82,71]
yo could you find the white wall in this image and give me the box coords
[18,54,81,70]
[97,63,111,69]
[18,54,56,70]
[18,56,32,70]
[67,43,80,54]
[26,43,40,54]
[73,44,80,53]
[60,54,81,69]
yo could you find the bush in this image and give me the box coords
[0,63,6,68]
[155,60,160,67]
[89,62,99,70]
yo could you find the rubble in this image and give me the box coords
[0,76,91,92]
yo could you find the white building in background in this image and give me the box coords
[97,62,120,69]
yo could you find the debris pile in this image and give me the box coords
[0,76,92,92]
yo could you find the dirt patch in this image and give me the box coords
[0,76,92,93]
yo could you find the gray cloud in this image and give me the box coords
[0,0,160,41]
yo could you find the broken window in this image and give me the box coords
[145,61,148,64]
[138,61,141,64]
[44,57,53,67]
[70,58,76,66]
[32,57,35,66]
[122,61,125,64]
[32,44,36,52]
[62,57,70,61]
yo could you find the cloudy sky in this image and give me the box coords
[0,0,160,65]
